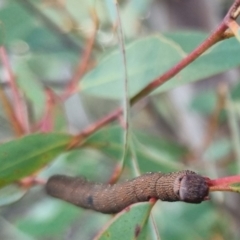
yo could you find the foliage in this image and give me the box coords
[0,0,240,240]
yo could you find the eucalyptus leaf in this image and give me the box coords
[0,133,72,188]
[95,201,154,240]
[0,21,5,46]
[81,35,184,99]
[81,34,240,99]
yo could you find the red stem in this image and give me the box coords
[130,1,240,104]
[210,175,240,186]
[68,108,122,148]
[0,85,24,136]
[62,10,98,99]
[208,175,240,192]
[70,0,240,143]
[0,47,27,135]
[38,88,56,132]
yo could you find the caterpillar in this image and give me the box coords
[45,170,209,214]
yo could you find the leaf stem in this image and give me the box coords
[70,0,240,146]
[62,9,99,99]
[0,85,24,136]
[208,175,240,192]
[0,47,27,135]
[130,0,240,105]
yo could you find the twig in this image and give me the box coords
[18,176,46,189]
[130,0,240,105]
[208,175,240,192]
[227,19,240,41]
[0,86,24,136]
[38,88,56,132]
[108,0,134,182]
[0,47,27,134]
[68,108,122,149]
[62,9,99,99]
[69,0,240,146]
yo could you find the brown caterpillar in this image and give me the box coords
[45,170,209,214]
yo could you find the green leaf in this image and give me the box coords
[16,59,46,119]
[81,35,184,99]
[0,2,35,43]
[0,133,72,188]
[160,37,240,93]
[0,21,5,46]
[83,126,186,172]
[154,202,226,240]
[190,90,217,115]
[164,31,207,53]
[95,201,154,240]
[17,200,81,238]
[230,182,240,193]
[81,33,240,99]
[0,2,65,51]
[17,198,111,239]
[25,27,71,53]
[0,184,26,206]
[231,81,240,100]
[0,217,34,240]
[28,53,76,81]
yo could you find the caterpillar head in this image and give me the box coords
[174,172,209,203]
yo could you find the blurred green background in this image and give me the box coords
[0,0,240,239]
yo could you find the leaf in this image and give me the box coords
[0,217,34,240]
[25,27,70,53]
[81,33,240,99]
[81,35,184,99]
[0,133,72,188]
[0,21,5,46]
[83,126,186,172]
[190,90,217,115]
[0,2,35,43]
[17,198,111,239]
[160,37,240,93]
[164,31,207,53]
[153,202,226,240]
[17,200,82,238]
[0,184,26,206]
[94,201,154,240]
[231,81,240,100]
[0,2,72,51]
[15,59,46,119]
[230,182,240,193]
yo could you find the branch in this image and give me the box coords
[208,175,240,193]
[0,85,24,136]
[0,47,27,135]
[130,0,240,104]
[62,9,99,99]
[68,108,122,148]
[70,0,240,145]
